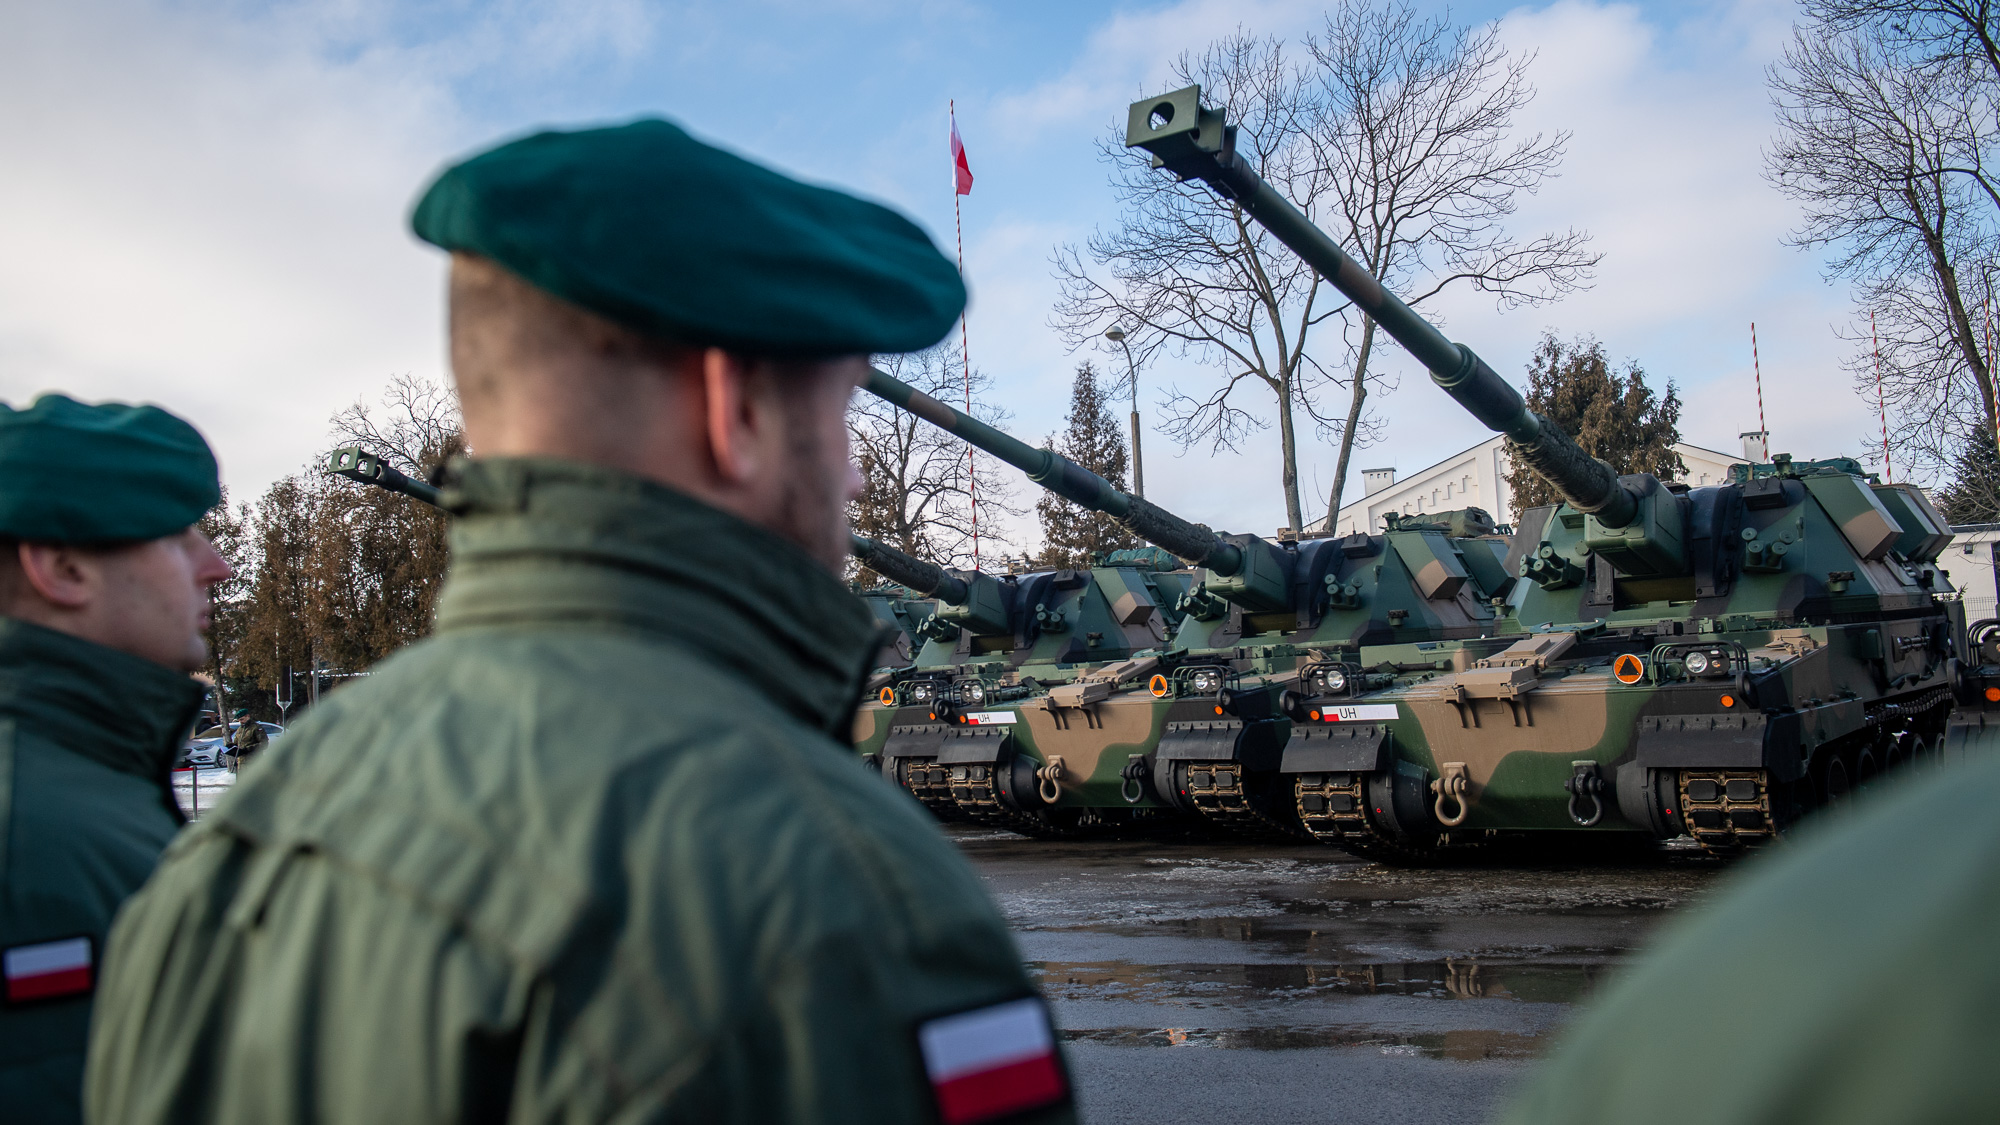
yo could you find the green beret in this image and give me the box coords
[411,118,966,356]
[0,394,220,543]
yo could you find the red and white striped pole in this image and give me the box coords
[1750,323,1768,456]
[1873,312,1890,482]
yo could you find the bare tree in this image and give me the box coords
[1769,14,2000,480]
[848,343,1020,576]
[1053,4,1595,535]
[237,375,464,709]
[1804,2,2000,89]
[1055,34,1329,536]
[1303,3,1597,526]
[328,371,465,476]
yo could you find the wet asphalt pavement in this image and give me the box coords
[953,825,1731,1125]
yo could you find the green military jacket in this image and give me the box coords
[1500,753,2000,1125]
[87,459,1072,1125]
[0,618,199,1124]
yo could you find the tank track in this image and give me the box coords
[1293,773,1440,863]
[1675,770,1776,854]
[946,761,1099,839]
[1680,688,1952,855]
[1178,762,1309,841]
[893,758,967,822]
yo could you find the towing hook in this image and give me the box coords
[1120,755,1150,804]
[1036,756,1067,804]
[1564,760,1605,826]
[1431,762,1471,827]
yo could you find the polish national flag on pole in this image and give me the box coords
[950,102,978,568]
[951,114,974,196]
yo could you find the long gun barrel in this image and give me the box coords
[850,534,970,604]
[327,447,443,507]
[865,368,1247,574]
[326,447,968,598]
[1123,86,1639,529]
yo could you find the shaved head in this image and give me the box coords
[445,253,866,570]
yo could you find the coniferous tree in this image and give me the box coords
[1934,427,2000,525]
[1503,333,1684,517]
[1037,363,1139,568]
[195,489,254,722]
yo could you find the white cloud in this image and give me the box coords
[0,0,666,502]
[0,0,1901,557]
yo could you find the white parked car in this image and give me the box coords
[180,721,283,768]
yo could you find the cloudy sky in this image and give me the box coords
[0,0,1881,550]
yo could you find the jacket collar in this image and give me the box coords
[435,457,883,739]
[0,617,205,791]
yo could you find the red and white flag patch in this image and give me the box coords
[4,936,93,1004]
[918,996,1068,1125]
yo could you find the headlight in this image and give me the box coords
[1683,650,1711,676]
[1320,667,1348,694]
[1189,668,1223,694]
[909,682,935,702]
[958,681,986,705]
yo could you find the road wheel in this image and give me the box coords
[1817,753,1852,805]
[1853,745,1881,788]
[1880,732,1910,773]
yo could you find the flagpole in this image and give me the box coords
[951,100,977,572]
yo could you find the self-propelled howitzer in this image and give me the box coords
[1127,85,1970,857]
[863,370,1519,839]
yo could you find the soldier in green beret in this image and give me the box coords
[223,707,266,768]
[0,394,232,1124]
[87,120,1075,1125]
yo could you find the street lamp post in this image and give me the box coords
[1104,326,1143,498]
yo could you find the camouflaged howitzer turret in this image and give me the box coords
[849,510,1201,836]
[862,370,1518,840]
[1128,84,1969,859]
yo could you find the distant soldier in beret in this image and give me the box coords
[0,395,231,1124]
[224,707,266,767]
[87,121,1074,1125]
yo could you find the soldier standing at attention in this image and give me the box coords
[0,395,231,1124]
[86,120,1076,1125]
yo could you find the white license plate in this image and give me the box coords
[1321,704,1399,722]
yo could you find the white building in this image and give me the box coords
[1946,526,2000,623]
[1315,433,1755,536]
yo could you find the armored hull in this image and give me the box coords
[851,549,1204,836]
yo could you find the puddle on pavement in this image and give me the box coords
[1061,1024,1545,1059]
[1032,958,1605,1005]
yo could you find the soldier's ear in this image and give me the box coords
[699,348,780,488]
[16,542,100,610]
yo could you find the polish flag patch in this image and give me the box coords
[918,996,1069,1124]
[4,936,93,1004]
